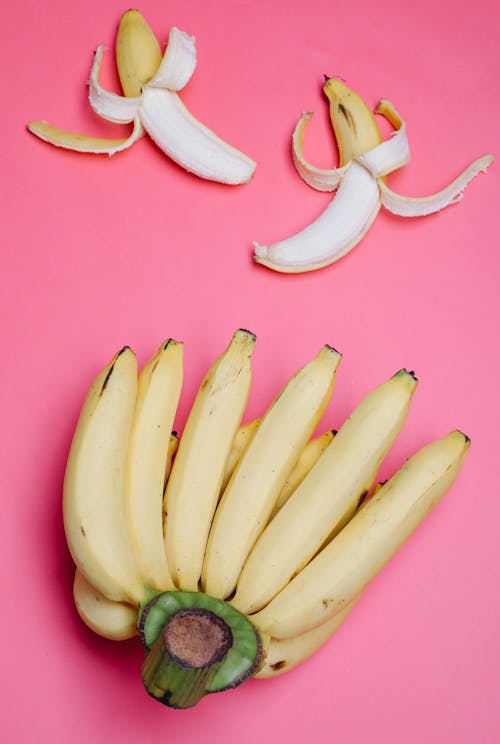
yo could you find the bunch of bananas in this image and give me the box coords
[64,330,469,708]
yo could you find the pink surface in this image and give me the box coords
[2,0,499,741]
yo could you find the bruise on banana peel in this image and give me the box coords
[64,332,470,708]
[253,77,493,272]
[27,10,256,184]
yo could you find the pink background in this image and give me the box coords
[2,0,499,741]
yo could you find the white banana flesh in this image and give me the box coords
[164,330,255,592]
[124,340,183,592]
[63,348,144,605]
[28,11,255,184]
[233,369,417,614]
[255,597,359,679]
[251,431,470,639]
[202,345,342,600]
[139,87,256,184]
[73,569,138,641]
[254,161,381,272]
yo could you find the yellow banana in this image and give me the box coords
[233,370,417,614]
[202,345,342,600]
[63,347,144,605]
[164,330,255,592]
[251,431,470,639]
[124,340,183,593]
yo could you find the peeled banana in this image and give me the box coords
[63,333,470,709]
[28,10,255,184]
[254,79,493,272]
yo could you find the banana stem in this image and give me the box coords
[139,591,263,708]
[142,609,232,708]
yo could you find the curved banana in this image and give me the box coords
[63,347,144,605]
[202,345,342,600]
[125,340,183,593]
[254,81,493,273]
[233,369,417,614]
[271,429,335,518]
[251,431,470,639]
[28,11,256,184]
[164,330,256,592]
[73,569,138,641]
[256,597,359,679]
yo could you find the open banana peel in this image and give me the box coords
[27,11,255,184]
[253,78,493,272]
[64,330,470,709]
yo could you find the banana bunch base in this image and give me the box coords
[139,591,262,709]
[64,330,469,709]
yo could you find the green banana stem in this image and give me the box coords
[139,591,263,709]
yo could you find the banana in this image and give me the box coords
[253,78,383,272]
[255,597,359,679]
[271,429,335,518]
[221,418,261,492]
[232,370,417,614]
[202,345,342,600]
[73,569,138,641]
[63,347,144,605]
[251,431,470,639]
[164,330,256,592]
[28,12,256,183]
[254,80,492,273]
[115,9,163,97]
[125,340,183,593]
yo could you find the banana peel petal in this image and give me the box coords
[149,26,197,91]
[89,45,142,123]
[380,154,494,217]
[292,112,350,192]
[27,116,144,155]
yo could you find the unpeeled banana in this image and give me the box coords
[63,333,470,708]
